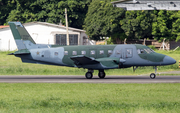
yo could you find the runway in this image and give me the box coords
[0,75,179,83]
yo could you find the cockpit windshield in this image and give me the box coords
[137,48,154,54]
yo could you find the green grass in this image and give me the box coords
[0,83,179,113]
[0,50,179,75]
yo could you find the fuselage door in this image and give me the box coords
[126,48,133,58]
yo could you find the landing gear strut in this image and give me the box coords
[98,70,106,79]
[133,66,138,72]
[150,66,157,79]
[85,69,94,79]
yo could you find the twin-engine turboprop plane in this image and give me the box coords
[8,22,176,79]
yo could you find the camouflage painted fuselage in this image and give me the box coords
[14,44,175,70]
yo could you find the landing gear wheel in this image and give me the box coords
[150,73,156,79]
[98,71,106,79]
[85,72,93,79]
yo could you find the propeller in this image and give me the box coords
[113,58,126,68]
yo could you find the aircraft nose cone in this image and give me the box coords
[162,56,176,65]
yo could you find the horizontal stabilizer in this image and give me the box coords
[8,53,15,55]
[8,49,30,55]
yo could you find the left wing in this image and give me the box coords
[70,55,122,69]
[70,55,99,66]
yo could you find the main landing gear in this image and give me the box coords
[150,66,157,79]
[98,70,106,79]
[85,69,106,79]
[85,70,93,79]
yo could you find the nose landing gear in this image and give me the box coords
[150,66,157,79]
[133,66,157,79]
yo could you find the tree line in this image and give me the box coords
[1,0,180,43]
[0,0,92,29]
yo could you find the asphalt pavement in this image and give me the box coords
[0,75,179,83]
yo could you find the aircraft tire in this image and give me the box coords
[150,73,156,79]
[85,72,93,79]
[98,71,106,79]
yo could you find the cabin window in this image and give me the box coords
[99,50,104,55]
[64,51,68,55]
[108,50,112,55]
[72,51,77,55]
[127,49,131,54]
[91,50,95,55]
[126,49,133,58]
[54,52,58,56]
[81,51,86,55]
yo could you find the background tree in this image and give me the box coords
[6,0,91,29]
[171,11,180,42]
[0,0,16,25]
[152,10,178,42]
[1,0,180,43]
[120,10,155,41]
[83,0,125,43]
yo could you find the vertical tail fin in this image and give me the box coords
[8,22,36,50]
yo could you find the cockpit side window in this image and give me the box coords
[144,49,149,53]
[141,49,145,54]
[137,49,146,54]
[150,48,154,53]
[137,48,154,54]
[137,49,141,54]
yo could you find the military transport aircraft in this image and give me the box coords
[8,22,176,79]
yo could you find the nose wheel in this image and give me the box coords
[150,66,157,79]
[150,73,156,79]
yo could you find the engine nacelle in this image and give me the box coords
[119,59,126,68]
